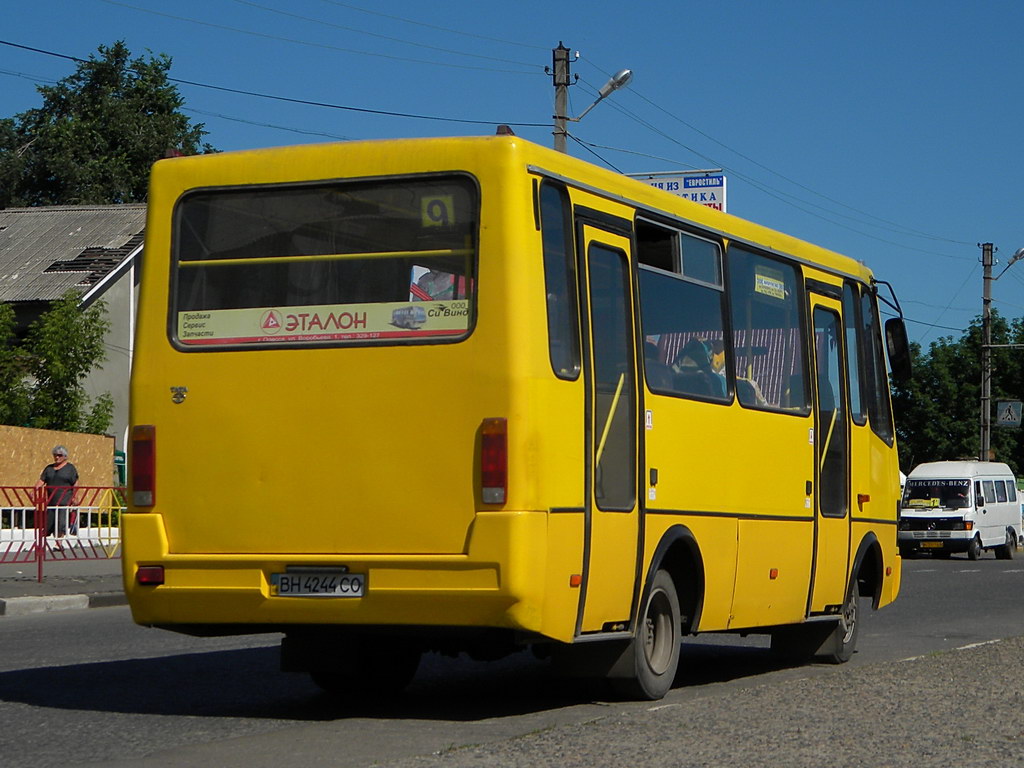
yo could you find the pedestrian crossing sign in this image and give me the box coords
[996,400,1022,428]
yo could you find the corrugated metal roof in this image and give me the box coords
[0,204,146,303]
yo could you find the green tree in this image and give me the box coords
[3,293,114,434]
[0,41,214,207]
[0,303,31,426]
[893,311,1024,475]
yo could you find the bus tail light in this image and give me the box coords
[131,425,156,508]
[481,418,507,505]
[136,565,164,585]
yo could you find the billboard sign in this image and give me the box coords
[628,171,727,212]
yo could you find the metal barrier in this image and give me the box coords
[0,486,124,582]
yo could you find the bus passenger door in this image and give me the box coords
[808,293,851,611]
[577,224,640,635]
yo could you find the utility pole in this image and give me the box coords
[552,43,571,153]
[980,242,994,461]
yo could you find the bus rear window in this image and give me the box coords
[171,175,478,348]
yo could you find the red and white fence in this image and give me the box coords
[0,486,124,581]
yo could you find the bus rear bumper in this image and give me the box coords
[121,511,552,637]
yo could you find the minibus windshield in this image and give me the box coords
[902,478,971,509]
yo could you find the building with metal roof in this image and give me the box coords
[0,204,145,450]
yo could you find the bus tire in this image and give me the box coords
[967,535,983,561]
[820,579,860,664]
[309,637,421,700]
[608,569,681,701]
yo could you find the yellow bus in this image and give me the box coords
[125,134,910,700]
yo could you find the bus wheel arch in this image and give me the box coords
[851,532,883,610]
[604,525,705,700]
[644,524,705,635]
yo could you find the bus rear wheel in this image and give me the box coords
[821,580,860,663]
[308,636,422,700]
[608,569,681,701]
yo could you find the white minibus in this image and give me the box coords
[899,461,1022,560]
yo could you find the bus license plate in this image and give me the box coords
[271,571,365,597]
[920,542,943,549]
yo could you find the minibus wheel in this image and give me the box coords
[609,569,681,700]
[967,536,983,561]
[995,530,1017,560]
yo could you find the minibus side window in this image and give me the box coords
[996,480,1008,503]
[1009,483,1018,503]
[984,481,996,505]
[975,481,985,506]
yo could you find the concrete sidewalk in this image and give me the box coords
[0,557,125,616]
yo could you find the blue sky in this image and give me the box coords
[3,0,1023,349]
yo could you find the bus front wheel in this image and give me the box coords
[608,569,681,701]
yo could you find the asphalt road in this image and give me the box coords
[1,555,1022,768]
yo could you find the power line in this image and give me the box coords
[901,316,969,332]
[97,0,539,75]
[911,263,978,344]
[183,107,357,141]
[575,61,973,249]
[229,0,538,68]
[0,39,550,128]
[567,133,621,173]
[573,127,971,262]
[313,0,549,51]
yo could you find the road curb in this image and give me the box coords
[0,592,127,617]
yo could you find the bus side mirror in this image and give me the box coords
[885,318,912,384]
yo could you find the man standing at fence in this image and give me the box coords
[35,445,79,538]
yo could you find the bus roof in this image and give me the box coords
[153,134,874,285]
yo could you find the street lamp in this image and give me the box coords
[979,243,1024,460]
[550,43,632,153]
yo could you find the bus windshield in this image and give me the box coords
[172,175,478,347]
[902,478,971,509]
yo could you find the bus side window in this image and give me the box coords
[539,182,580,379]
[637,222,728,402]
[861,290,895,445]
[727,247,808,413]
[976,481,985,506]
[842,283,867,426]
